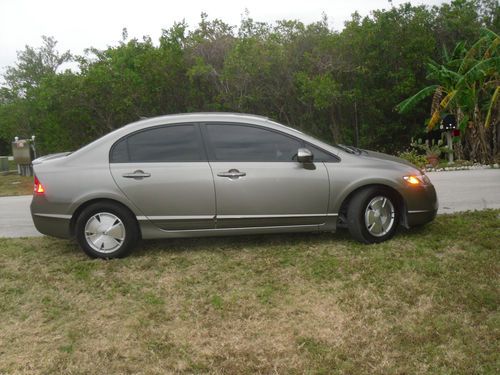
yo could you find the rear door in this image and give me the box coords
[109,124,216,230]
[202,123,330,229]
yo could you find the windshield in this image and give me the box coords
[264,119,365,155]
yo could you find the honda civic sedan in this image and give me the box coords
[31,113,437,258]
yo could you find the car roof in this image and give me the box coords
[132,112,269,125]
[69,112,338,162]
[121,112,305,136]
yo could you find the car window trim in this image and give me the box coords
[109,123,208,163]
[200,122,340,163]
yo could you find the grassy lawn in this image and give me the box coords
[8,158,17,170]
[0,173,33,196]
[0,210,498,374]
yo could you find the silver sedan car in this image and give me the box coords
[31,113,437,258]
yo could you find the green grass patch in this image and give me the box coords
[0,210,498,374]
[0,173,33,196]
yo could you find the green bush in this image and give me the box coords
[398,149,427,168]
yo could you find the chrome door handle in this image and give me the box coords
[217,169,246,179]
[122,170,151,179]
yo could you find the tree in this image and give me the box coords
[3,36,71,95]
[397,28,500,163]
[0,1,497,156]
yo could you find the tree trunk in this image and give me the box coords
[354,101,359,147]
[466,106,491,164]
[329,107,341,144]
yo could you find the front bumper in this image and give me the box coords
[406,208,438,227]
[401,183,438,228]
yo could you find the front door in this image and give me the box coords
[109,124,215,230]
[202,123,330,229]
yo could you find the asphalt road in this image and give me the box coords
[0,195,42,238]
[427,169,500,214]
[0,168,499,238]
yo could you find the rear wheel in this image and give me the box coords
[347,187,399,244]
[75,202,138,258]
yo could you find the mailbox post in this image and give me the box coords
[11,136,36,176]
[439,114,457,164]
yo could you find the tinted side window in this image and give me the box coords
[206,124,300,162]
[110,125,203,163]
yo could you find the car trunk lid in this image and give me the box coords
[32,152,72,165]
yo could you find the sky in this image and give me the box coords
[0,0,447,71]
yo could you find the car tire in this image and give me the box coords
[75,202,138,259]
[347,187,399,244]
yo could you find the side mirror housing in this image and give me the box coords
[297,148,313,163]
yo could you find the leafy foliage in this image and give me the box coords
[0,1,498,156]
[397,149,428,168]
[399,25,500,163]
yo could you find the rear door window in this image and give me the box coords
[110,125,204,163]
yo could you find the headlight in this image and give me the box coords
[403,174,430,186]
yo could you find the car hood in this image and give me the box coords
[360,149,419,170]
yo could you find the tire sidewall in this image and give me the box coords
[348,188,399,244]
[75,202,138,258]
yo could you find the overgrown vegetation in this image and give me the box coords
[0,210,498,373]
[0,1,498,157]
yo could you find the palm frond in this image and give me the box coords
[425,62,441,80]
[483,36,500,59]
[459,57,500,87]
[431,86,442,116]
[426,63,462,84]
[440,89,457,109]
[427,110,441,131]
[484,86,500,129]
[481,27,500,41]
[452,41,467,60]
[442,45,450,63]
[396,85,439,114]
[459,36,489,73]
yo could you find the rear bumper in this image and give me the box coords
[31,213,72,238]
[30,191,73,238]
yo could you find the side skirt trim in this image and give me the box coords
[34,213,72,220]
[137,213,338,221]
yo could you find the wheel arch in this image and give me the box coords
[69,198,142,238]
[337,183,408,228]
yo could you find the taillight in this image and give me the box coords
[33,175,45,195]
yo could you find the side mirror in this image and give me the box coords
[297,148,313,163]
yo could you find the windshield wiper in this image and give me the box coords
[338,144,362,155]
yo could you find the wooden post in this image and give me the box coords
[446,131,454,164]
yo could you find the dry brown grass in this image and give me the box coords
[0,210,499,374]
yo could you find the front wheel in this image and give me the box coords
[347,187,399,244]
[75,202,138,259]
